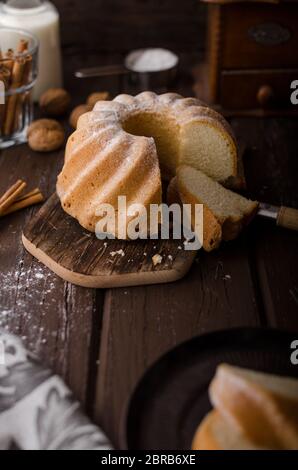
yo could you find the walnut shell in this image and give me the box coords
[39,88,71,116]
[86,91,110,108]
[69,104,92,129]
[27,119,65,152]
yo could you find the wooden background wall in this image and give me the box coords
[51,0,206,94]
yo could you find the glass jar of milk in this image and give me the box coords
[0,0,62,101]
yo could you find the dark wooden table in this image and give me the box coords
[0,56,298,448]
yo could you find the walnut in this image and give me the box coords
[39,88,71,116]
[86,91,110,108]
[27,119,65,152]
[69,104,92,129]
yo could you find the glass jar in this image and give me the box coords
[0,0,62,101]
[0,27,38,148]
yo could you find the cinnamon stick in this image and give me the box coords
[17,39,29,54]
[0,65,11,88]
[0,180,27,215]
[3,57,26,135]
[0,179,24,205]
[3,49,14,75]
[1,49,14,134]
[0,65,10,131]
[15,187,40,202]
[0,180,44,217]
[0,191,44,217]
[22,54,32,85]
[14,54,32,132]
[0,39,34,136]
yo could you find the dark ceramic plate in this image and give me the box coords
[122,328,298,450]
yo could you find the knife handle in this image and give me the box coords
[277,206,298,231]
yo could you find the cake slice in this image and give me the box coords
[175,165,258,250]
[192,410,265,450]
[167,174,221,251]
[209,364,298,450]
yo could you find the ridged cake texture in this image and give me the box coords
[57,92,237,236]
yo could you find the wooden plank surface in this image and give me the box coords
[0,145,105,407]
[95,232,261,445]
[22,194,196,288]
[232,118,298,330]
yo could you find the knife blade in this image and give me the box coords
[258,202,279,220]
[258,202,298,231]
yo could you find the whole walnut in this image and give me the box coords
[86,91,110,108]
[39,88,71,116]
[69,104,92,129]
[27,119,65,152]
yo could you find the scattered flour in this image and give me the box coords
[0,260,67,355]
[35,272,44,279]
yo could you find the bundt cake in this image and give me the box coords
[57,92,238,235]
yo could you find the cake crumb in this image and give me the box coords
[168,255,173,261]
[152,254,163,266]
[110,249,125,257]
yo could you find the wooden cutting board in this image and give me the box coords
[22,193,197,288]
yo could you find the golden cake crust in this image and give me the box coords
[57,92,237,237]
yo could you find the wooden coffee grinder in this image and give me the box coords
[194,0,298,115]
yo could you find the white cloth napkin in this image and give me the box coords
[0,330,112,450]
